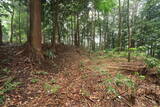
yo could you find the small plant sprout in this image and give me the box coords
[30,78,39,83]
[79,61,85,72]
[81,74,88,79]
[80,89,90,97]
[139,75,146,80]
[50,79,56,84]
[79,61,84,67]
[2,68,11,74]
[99,70,108,75]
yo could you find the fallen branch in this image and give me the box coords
[116,96,132,107]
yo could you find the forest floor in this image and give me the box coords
[0,44,160,107]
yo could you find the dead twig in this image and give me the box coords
[16,50,25,56]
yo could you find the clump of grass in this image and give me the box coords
[43,83,61,94]
[106,86,119,96]
[0,78,21,105]
[102,73,136,97]
[3,78,21,93]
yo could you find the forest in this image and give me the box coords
[0,0,160,106]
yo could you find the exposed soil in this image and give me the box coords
[0,44,160,107]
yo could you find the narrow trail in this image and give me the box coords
[0,45,160,107]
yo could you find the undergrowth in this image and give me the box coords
[100,71,136,98]
[43,83,61,94]
[0,77,21,105]
[96,46,160,75]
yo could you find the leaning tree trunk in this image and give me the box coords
[30,0,43,60]
[0,20,2,45]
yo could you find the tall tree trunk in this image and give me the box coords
[94,10,96,50]
[121,0,125,49]
[10,8,14,43]
[77,14,80,47]
[111,32,115,48]
[52,2,59,50]
[127,0,131,62]
[71,15,74,45]
[92,10,96,51]
[104,13,109,49]
[30,0,43,59]
[27,0,31,45]
[86,10,90,49]
[74,14,77,46]
[74,13,80,47]
[98,12,102,49]
[0,20,2,45]
[19,2,22,44]
[111,15,115,48]
[118,0,122,51]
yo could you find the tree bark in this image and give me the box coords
[0,20,2,45]
[30,0,43,60]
